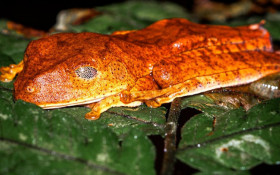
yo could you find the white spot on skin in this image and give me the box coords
[173,43,181,49]
[249,24,259,30]
[19,133,27,141]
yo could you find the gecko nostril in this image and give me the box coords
[26,86,34,93]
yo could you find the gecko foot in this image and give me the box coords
[85,110,101,120]
[0,61,23,82]
[145,100,161,108]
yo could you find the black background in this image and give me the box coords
[0,0,194,30]
[0,0,124,30]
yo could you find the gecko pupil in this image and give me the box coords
[75,66,97,79]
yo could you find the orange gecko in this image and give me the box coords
[1,18,280,120]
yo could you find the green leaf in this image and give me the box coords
[263,13,280,40]
[0,23,30,90]
[48,104,166,139]
[94,106,166,138]
[194,170,250,175]
[177,98,280,172]
[70,1,190,34]
[0,53,15,67]
[0,95,156,175]
[0,33,30,63]
[116,129,156,175]
[181,94,227,116]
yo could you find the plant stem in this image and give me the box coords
[161,97,181,175]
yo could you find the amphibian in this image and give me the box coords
[1,18,280,119]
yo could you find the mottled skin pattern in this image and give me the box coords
[1,18,280,120]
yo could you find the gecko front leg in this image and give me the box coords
[0,60,24,82]
[85,93,142,120]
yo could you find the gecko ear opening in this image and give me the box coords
[75,66,97,79]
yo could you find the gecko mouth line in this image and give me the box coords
[39,97,104,109]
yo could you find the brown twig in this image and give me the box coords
[161,97,182,175]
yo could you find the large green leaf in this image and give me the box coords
[0,89,156,175]
[52,104,166,138]
[0,33,30,64]
[177,97,280,172]
[93,105,166,138]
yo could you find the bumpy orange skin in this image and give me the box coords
[11,18,280,119]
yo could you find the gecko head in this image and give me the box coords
[14,32,131,109]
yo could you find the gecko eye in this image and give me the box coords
[75,66,97,79]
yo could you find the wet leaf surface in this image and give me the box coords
[0,91,156,175]
[177,98,280,172]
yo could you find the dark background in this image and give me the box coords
[0,0,195,31]
[0,0,125,30]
